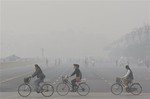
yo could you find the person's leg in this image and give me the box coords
[123,78,128,88]
[71,79,76,91]
[125,79,131,92]
[34,79,41,91]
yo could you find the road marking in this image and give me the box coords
[0,72,32,84]
[104,80,108,82]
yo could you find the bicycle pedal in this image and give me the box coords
[36,90,40,93]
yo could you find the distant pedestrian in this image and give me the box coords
[46,59,48,66]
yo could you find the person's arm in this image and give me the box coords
[32,69,40,77]
[123,70,130,78]
[70,69,77,76]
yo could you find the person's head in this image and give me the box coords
[73,64,79,69]
[35,64,40,70]
[125,65,130,70]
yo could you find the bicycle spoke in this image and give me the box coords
[18,84,31,97]
[77,83,90,96]
[111,83,123,95]
[41,84,54,97]
[130,83,142,95]
[56,83,70,96]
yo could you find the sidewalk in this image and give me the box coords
[0,92,149,99]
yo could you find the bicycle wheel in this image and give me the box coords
[41,84,54,97]
[18,83,31,97]
[77,83,90,96]
[111,83,123,95]
[130,83,142,95]
[56,83,70,96]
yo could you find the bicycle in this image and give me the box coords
[18,76,54,97]
[56,75,90,96]
[111,77,142,95]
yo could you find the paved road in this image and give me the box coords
[0,61,150,99]
[0,92,150,99]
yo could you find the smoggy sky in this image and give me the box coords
[0,0,149,58]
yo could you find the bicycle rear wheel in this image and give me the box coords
[41,84,54,97]
[18,83,31,97]
[130,83,142,95]
[77,83,90,96]
[56,83,70,96]
[111,83,123,95]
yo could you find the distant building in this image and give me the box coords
[5,54,21,61]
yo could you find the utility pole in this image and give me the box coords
[145,25,150,67]
[0,32,2,63]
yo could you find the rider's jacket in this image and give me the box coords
[71,68,82,79]
[124,69,134,80]
[32,67,45,80]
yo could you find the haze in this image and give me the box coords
[0,0,149,58]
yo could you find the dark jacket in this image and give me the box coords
[32,67,45,80]
[128,69,134,80]
[71,68,82,79]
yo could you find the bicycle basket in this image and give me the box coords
[24,77,30,83]
[116,77,121,83]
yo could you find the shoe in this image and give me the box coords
[71,90,76,92]
[126,87,130,93]
[35,89,40,93]
[36,90,40,93]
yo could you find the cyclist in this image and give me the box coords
[122,65,134,88]
[31,64,45,93]
[70,64,82,92]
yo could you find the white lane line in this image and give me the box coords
[104,80,108,82]
[108,82,112,85]
[0,65,52,84]
[0,71,32,84]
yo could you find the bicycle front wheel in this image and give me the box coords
[77,83,90,96]
[111,83,123,95]
[56,83,70,96]
[18,83,31,97]
[41,84,54,97]
[130,83,142,95]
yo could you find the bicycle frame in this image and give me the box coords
[116,77,132,88]
[61,76,86,91]
[24,78,48,92]
[19,77,55,97]
[62,77,73,90]
[57,75,90,96]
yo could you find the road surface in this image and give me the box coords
[0,92,150,99]
[0,61,150,98]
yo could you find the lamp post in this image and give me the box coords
[145,25,150,67]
